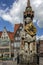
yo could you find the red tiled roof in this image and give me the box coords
[0,32,2,37]
[8,32,14,42]
[14,24,23,36]
[0,31,14,42]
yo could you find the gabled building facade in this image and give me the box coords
[14,24,23,52]
[0,27,14,58]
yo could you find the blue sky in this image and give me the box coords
[0,0,43,39]
[0,0,15,10]
[0,18,14,32]
[0,0,15,32]
[34,21,43,36]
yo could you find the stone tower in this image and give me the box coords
[20,0,37,58]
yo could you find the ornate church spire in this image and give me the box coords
[27,0,30,7]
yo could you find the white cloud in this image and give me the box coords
[31,0,42,7]
[36,36,39,40]
[37,20,43,28]
[30,0,43,28]
[0,0,43,28]
[0,0,27,24]
[33,19,36,23]
[2,14,12,21]
[40,35,43,40]
[2,4,6,7]
[36,35,43,40]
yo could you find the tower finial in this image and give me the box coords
[27,0,30,7]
